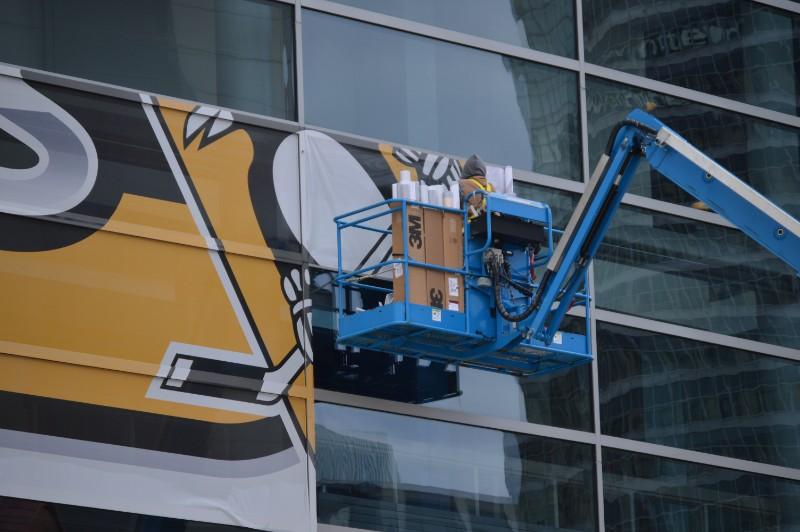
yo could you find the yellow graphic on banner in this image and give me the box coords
[0,195,261,421]
[0,99,311,439]
[157,101,311,438]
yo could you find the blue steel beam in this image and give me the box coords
[525,108,800,349]
[637,111,800,272]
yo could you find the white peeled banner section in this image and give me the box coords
[272,132,302,251]
[298,130,389,272]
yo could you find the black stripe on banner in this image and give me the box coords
[0,390,292,461]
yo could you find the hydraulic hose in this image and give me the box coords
[487,252,537,323]
[493,272,537,323]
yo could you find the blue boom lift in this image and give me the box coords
[334,109,800,376]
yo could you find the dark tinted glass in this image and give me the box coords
[1,0,296,119]
[332,0,576,58]
[311,267,593,430]
[317,403,597,531]
[304,10,581,179]
[593,205,800,349]
[598,321,800,469]
[587,76,800,219]
[0,496,251,531]
[603,449,800,532]
[516,182,579,228]
[435,363,592,430]
[584,0,800,116]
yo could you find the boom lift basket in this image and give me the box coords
[335,107,800,377]
[334,194,593,376]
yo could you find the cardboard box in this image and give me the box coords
[392,204,427,305]
[442,212,464,312]
[423,208,445,309]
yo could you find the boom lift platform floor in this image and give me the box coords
[338,302,590,375]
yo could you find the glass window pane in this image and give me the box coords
[598,321,800,469]
[317,403,597,531]
[331,0,576,58]
[516,182,579,228]
[0,0,296,119]
[603,449,800,532]
[584,0,800,116]
[593,205,800,349]
[303,10,582,179]
[587,76,800,219]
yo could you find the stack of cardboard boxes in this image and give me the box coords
[391,171,464,313]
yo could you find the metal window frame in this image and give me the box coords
[576,0,607,528]
[583,63,800,129]
[294,0,305,124]
[4,2,800,528]
[301,0,582,71]
[595,309,800,362]
[300,0,800,129]
[315,390,800,483]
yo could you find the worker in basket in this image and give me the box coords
[459,154,494,220]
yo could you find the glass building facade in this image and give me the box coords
[2,0,800,531]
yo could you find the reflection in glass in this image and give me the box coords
[584,0,800,116]
[603,449,800,532]
[586,76,800,219]
[593,205,800,349]
[311,266,593,431]
[0,0,296,119]
[332,0,576,58]
[304,10,581,179]
[598,321,800,469]
[317,403,597,531]
[516,182,578,229]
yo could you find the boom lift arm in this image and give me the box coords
[525,108,800,347]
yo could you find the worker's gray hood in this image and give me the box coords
[462,154,486,177]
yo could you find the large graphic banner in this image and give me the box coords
[0,69,482,530]
[0,74,313,531]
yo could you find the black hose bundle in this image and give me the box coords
[485,250,537,323]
